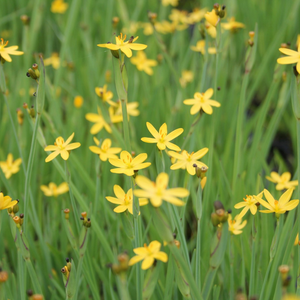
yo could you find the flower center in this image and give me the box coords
[123,154,133,167]
[55,137,65,149]
[117,33,126,45]
[124,194,131,205]
[0,39,8,50]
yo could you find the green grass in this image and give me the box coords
[1,0,300,299]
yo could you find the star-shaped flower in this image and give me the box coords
[130,51,158,75]
[190,40,216,55]
[128,240,168,270]
[254,188,299,215]
[106,185,148,214]
[109,151,151,176]
[40,182,69,197]
[51,0,68,13]
[85,107,112,134]
[141,122,183,151]
[0,38,23,62]
[97,33,147,58]
[0,192,18,210]
[89,137,121,161]
[168,149,208,175]
[228,214,247,235]
[221,17,245,32]
[95,85,115,106]
[183,88,220,115]
[234,192,263,220]
[134,172,189,207]
[204,8,220,27]
[44,132,81,162]
[0,153,22,179]
[266,172,298,190]
[277,43,300,74]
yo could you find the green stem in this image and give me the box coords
[65,161,81,234]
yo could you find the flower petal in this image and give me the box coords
[114,185,125,199]
[277,57,299,64]
[141,257,155,270]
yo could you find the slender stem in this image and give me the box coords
[65,161,81,233]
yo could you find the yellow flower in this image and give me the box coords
[141,122,183,151]
[97,33,147,58]
[106,185,148,214]
[74,96,83,108]
[109,101,140,123]
[44,132,81,162]
[266,172,298,190]
[204,9,220,27]
[234,192,263,220]
[221,17,245,32]
[162,0,178,7]
[128,240,168,270]
[179,70,194,88]
[0,153,22,179]
[190,40,217,55]
[95,85,115,106]
[295,234,299,246]
[40,182,69,197]
[130,51,158,75]
[0,38,23,62]
[44,53,61,69]
[254,188,299,215]
[168,149,208,175]
[134,172,189,207]
[228,214,247,235]
[185,8,206,24]
[51,0,68,14]
[85,107,112,134]
[0,192,18,210]
[89,138,121,161]
[183,88,220,115]
[205,22,217,38]
[109,151,151,176]
[297,35,300,49]
[277,43,300,74]
[282,295,300,300]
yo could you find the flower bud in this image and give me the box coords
[214,200,224,211]
[29,106,35,118]
[112,17,119,28]
[20,15,30,25]
[63,208,70,220]
[66,258,72,272]
[0,270,8,283]
[17,108,24,125]
[32,295,44,300]
[218,5,226,18]
[27,68,38,80]
[211,212,220,226]
[13,201,19,214]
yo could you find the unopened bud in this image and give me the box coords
[20,15,30,25]
[63,208,70,220]
[112,17,119,28]
[17,109,24,125]
[211,212,220,226]
[214,200,224,211]
[0,270,8,283]
[174,239,180,249]
[29,106,35,118]
[13,202,19,214]
[148,11,157,24]
[32,295,44,300]
[27,68,37,80]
